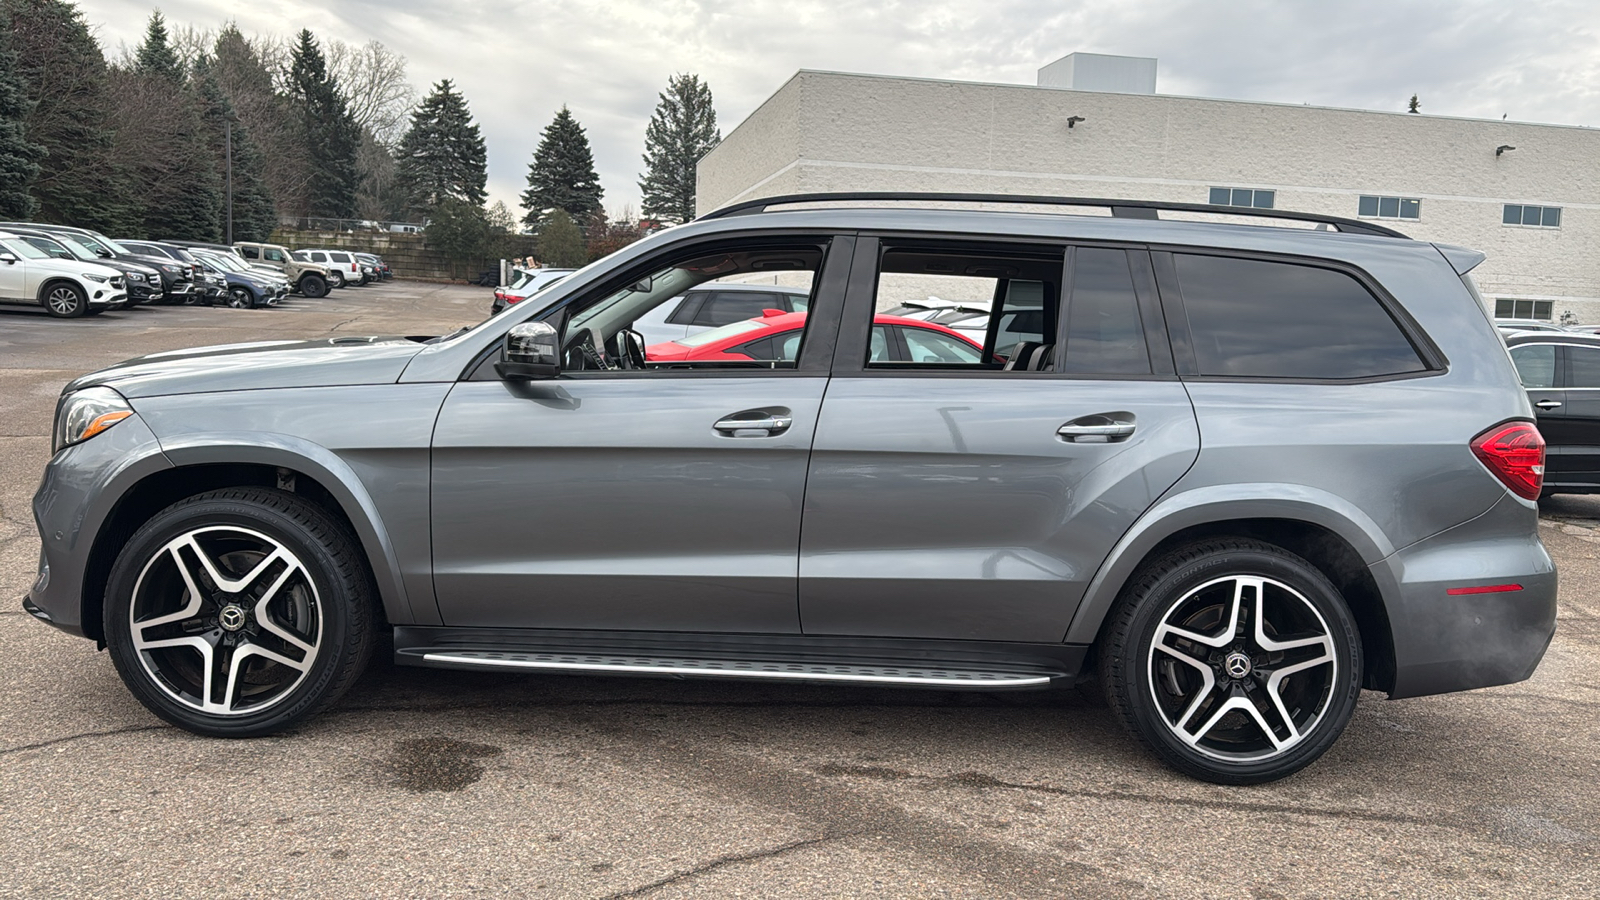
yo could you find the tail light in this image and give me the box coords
[1471,421,1545,500]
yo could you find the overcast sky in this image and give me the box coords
[73,0,1600,219]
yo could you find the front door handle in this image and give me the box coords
[714,410,793,436]
[1535,399,1562,410]
[1058,412,1137,443]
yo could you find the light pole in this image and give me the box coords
[225,119,234,245]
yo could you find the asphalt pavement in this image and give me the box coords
[0,284,1595,898]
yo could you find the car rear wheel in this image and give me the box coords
[225,287,256,309]
[103,488,375,737]
[1099,539,1362,784]
[328,270,346,289]
[298,274,328,298]
[44,283,87,318]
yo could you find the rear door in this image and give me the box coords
[1549,343,1600,486]
[799,237,1199,642]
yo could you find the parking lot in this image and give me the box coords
[1,282,1596,899]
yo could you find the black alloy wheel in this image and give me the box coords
[226,286,257,309]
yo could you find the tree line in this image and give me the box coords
[0,2,723,268]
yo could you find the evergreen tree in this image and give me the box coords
[288,29,360,218]
[211,25,310,217]
[395,79,487,214]
[535,208,586,267]
[638,73,720,223]
[4,0,135,230]
[1407,94,1421,114]
[521,106,602,227]
[424,196,490,278]
[195,60,275,241]
[0,7,44,218]
[108,62,222,240]
[134,10,182,81]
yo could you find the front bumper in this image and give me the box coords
[1379,493,1558,699]
[27,413,172,638]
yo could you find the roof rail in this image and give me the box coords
[698,192,1410,239]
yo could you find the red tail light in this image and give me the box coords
[1471,421,1545,500]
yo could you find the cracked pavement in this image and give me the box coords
[1,285,1597,898]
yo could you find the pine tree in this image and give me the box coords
[195,60,275,241]
[535,208,586,267]
[1407,94,1421,114]
[425,196,490,278]
[638,74,719,223]
[134,10,182,81]
[288,29,361,219]
[521,106,602,227]
[211,25,310,218]
[5,0,136,231]
[0,6,44,218]
[395,79,487,214]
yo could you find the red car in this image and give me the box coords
[645,310,984,363]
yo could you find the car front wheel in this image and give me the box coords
[225,287,256,309]
[44,283,88,317]
[298,274,328,298]
[104,488,375,737]
[1099,539,1362,784]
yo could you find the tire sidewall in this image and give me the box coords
[104,493,362,736]
[1112,545,1363,784]
[299,274,327,298]
[44,283,86,318]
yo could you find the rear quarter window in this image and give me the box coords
[1174,254,1425,379]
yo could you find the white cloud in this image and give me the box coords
[74,0,1600,218]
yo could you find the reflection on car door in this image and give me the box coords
[799,240,1200,643]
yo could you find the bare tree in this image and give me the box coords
[326,39,414,146]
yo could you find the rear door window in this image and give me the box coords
[1510,345,1556,388]
[1061,248,1151,375]
[1565,345,1600,388]
[1172,254,1425,379]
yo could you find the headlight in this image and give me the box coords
[160,264,182,273]
[129,273,146,282]
[82,273,109,283]
[53,387,133,454]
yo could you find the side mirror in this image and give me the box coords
[0,252,15,264]
[95,249,111,258]
[495,321,561,380]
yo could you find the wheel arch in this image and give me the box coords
[82,442,414,642]
[1065,486,1398,693]
[37,276,85,305]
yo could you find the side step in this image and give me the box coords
[421,650,1054,688]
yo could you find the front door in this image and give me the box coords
[799,240,1199,643]
[429,234,851,633]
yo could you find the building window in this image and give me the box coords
[1494,298,1554,320]
[1358,195,1421,220]
[1503,204,1561,228]
[1209,187,1275,209]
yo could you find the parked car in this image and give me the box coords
[354,252,391,280]
[491,267,576,314]
[7,227,163,306]
[0,222,195,304]
[1562,324,1600,335]
[117,240,222,306]
[882,297,992,324]
[234,242,330,297]
[0,230,127,316]
[646,311,983,364]
[1504,330,1600,495]
[1495,318,1566,336]
[291,248,363,288]
[25,193,1554,786]
[629,282,812,344]
[188,251,286,308]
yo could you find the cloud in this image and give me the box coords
[74,0,1600,217]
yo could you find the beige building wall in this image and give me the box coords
[698,70,1600,321]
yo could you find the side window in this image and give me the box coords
[264,248,286,263]
[868,326,891,362]
[692,291,787,326]
[787,294,809,313]
[238,246,259,259]
[310,252,327,263]
[1173,254,1425,379]
[331,252,351,263]
[665,294,701,325]
[1061,248,1150,375]
[1509,345,1555,388]
[869,243,1063,371]
[735,337,776,360]
[1565,346,1600,388]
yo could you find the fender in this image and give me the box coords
[1060,482,1396,644]
[158,433,430,626]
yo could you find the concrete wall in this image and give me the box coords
[699,70,1600,321]
[269,230,538,282]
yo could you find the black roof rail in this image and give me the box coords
[698,192,1410,239]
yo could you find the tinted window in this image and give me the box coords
[1174,254,1425,379]
[736,337,777,360]
[692,291,787,326]
[1566,346,1600,388]
[902,327,981,363]
[665,295,700,325]
[1061,248,1149,375]
[1509,345,1555,388]
[22,237,71,259]
[239,246,259,259]
[868,326,891,362]
[331,252,351,263]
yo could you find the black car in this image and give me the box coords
[117,240,223,305]
[6,227,164,306]
[1505,330,1600,494]
[0,222,197,304]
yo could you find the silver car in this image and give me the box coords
[26,193,1556,784]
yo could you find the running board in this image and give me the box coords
[419,650,1054,688]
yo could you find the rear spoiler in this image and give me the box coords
[1434,243,1486,276]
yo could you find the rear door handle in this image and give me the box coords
[1058,412,1137,443]
[714,410,793,436]
[1535,399,1562,410]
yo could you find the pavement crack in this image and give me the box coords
[0,724,166,757]
[600,834,846,899]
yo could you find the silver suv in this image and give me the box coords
[25,194,1556,784]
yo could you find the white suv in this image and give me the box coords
[292,248,364,287]
[0,232,128,317]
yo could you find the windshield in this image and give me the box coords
[50,233,101,261]
[1,237,50,259]
[677,317,774,348]
[87,231,133,255]
[203,252,249,272]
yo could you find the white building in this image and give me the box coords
[698,55,1600,322]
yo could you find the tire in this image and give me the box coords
[1098,539,1362,785]
[103,488,375,737]
[328,270,346,289]
[226,286,257,309]
[298,274,328,298]
[43,282,87,318]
